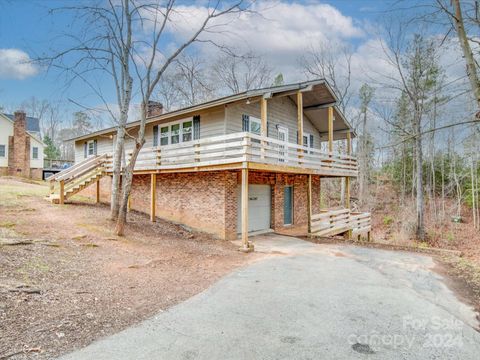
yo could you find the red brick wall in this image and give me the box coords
[236,171,321,232]
[79,170,321,240]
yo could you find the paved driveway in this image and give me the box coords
[60,235,480,360]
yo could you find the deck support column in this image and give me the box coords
[240,167,253,252]
[96,179,100,204]
[307,174,312,235]
[150,173,156,222]
[297,91,304,162]
[328,106,334,153]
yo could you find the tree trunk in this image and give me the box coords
[452,0,480,112]
[415,113,425,241]
[110,126,125,220]
[115,139,144,236]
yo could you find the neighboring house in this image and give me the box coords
[50,79,371,248]
[0,111,44,180]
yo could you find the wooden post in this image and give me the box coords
[260,97,267,159]
[346,131,352,239]
[328,106,334,153]
[150,173,156,222]
[307,174,312,235]
[59,180,65,205]
[96,179,100,203]
[240,168,252,252]
[297,91,304,163]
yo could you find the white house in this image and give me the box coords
[0,111,44,179]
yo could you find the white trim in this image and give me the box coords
[277,126,288,163]
[157,117,194,146]
[87,140,95,156]
[32,146,39,160]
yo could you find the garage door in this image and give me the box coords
[237,185,271,233]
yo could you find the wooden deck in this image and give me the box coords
[105,132,358,177]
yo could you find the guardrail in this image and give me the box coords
[310,208,371,239]
[105,132,357,176]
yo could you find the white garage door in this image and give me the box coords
[237,184,271,233]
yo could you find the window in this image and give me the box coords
[160,126,169,145]
[303,133,311,148]
[182,121,192,142]
[171,124,180,144]
[88,140,95,156]
[0,145,5,157]
[32,147,38,159]
[249,117,261,135]
[156,118,194,146]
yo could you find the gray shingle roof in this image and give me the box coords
[4,113,41,133]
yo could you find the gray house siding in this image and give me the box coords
[224,97,322,149]
[73,99,323,163]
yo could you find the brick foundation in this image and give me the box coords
[78,170,321,240]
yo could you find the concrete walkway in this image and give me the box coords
[60,235,480,360]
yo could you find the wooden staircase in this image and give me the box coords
[46,154,108,204]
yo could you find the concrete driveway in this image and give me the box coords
[60,235,480,360]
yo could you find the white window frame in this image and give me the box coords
[303,132,311,148]
[32,146,39,160]
[0,144,5,158]
[248,116,261,135]
[277,126,289,163]
[87,140,95,156]
[157,117,194,146]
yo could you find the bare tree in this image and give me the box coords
[436,0,480,114]
[380,26,442,240]
[174,53,214,106]
[358,83,375,206]
[212,51,272,94]
[45,1,252,234]
[300,42,352,113]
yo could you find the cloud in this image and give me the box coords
[0,48,38,80]
[141,1,365,81]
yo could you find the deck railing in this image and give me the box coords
[104,132,357,176]
[310,208,371,238]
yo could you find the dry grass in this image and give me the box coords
[0,177,253,359]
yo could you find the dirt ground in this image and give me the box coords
[0,177,254,359]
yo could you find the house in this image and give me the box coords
[0,111,44,180]
[48,79,371,249]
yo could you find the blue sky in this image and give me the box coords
[0,0,392,117]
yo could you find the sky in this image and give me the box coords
[0,1,392,112]
[0,0,470,143]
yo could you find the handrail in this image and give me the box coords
[310,208,371,237]
[98,132,358,176]
[49,154,107,182]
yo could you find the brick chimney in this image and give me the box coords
[8,110,30,177]
[146,101,163,117]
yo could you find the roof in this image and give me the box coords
[67,79,355,142]
[4,113,41,133]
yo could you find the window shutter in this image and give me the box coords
[84,142,87,158]
[93,139,98,155]
[266,121,270,137]
[242,114,250,132]
[153,125,159,146]
[296,131,298,144]
[309,134,314,148]
[193,115,200,140]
